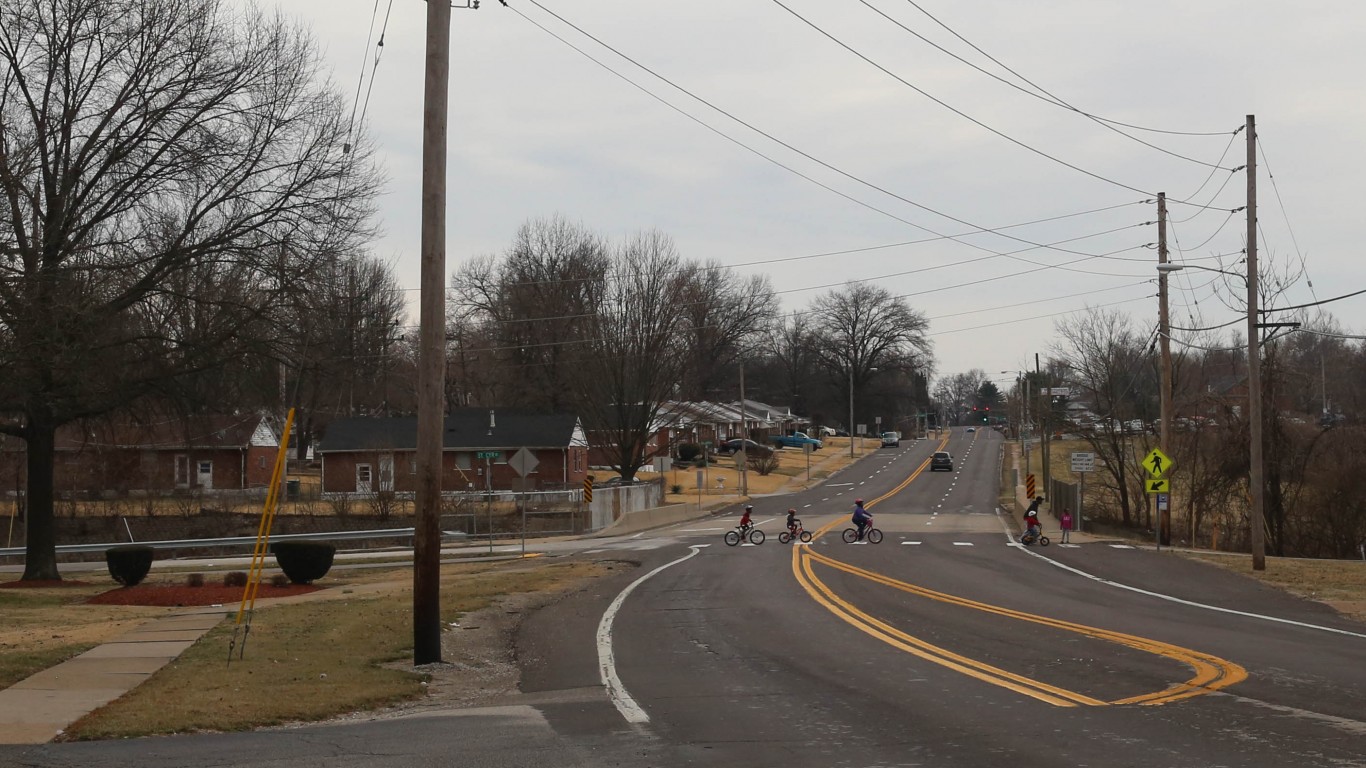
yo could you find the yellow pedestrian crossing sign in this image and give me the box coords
[1142,448,1172,478]
[1146,477,1170,494]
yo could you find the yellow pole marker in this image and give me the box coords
[236,409,294,628]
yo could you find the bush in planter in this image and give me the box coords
[222,571,249,588]
[105,545,154,586]
[270,540,336,584]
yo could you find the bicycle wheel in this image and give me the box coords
[724,530,741,546]
[842,528,857,543]
[867,528,884,544]
[748,529,765,545]
[778,531,791,544]
[1039,535,1050,546]
[799,530,813,543]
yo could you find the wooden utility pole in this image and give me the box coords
[413,0,451,664]
[1246,114,1266,571]
[1157,192,1173,546]
[1036,353,1048,497]
[738,362,748,496]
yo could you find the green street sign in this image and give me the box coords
[476,451,501,460]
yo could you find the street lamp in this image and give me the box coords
[1157,261,1263,569]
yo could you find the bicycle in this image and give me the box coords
[724,524,765,546]
[841,524,883,544]
[777,519,813,544]
[1020,528,1050,547]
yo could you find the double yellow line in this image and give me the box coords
[791,431,1246,707]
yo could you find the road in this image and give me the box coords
[5,428,1365,767]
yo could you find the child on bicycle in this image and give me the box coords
[739,505,754,535]
[786,508,799,535]
[1023,505,1042,542]
[851,499,871,542]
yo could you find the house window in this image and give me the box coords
[357,465,372,483]
[454,452,471,470]
[259,456,267,469]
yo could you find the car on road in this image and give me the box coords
[965,427,976,433]
[930,451,953,471]
[716,438,774,457]
[880,431,900,447]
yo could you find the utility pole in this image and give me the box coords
[1157,192,1173,546]
[413,0,451,665]
[848,356,856,459]
[1036,353,1048,497]
[1246,114,1266,571]
[738,362,748,497]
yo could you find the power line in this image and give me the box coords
[768,0,1163,197]
[889,0,1234,138]
[851,0,1237,168]
[1262,287,1366,314]
[512,1,1159,266]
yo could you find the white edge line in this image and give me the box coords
[993,507,1366,640]
[596,545,704,724]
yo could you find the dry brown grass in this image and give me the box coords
[0,580,172,688]
[1179,552,1366,623]
[62,559,615,740]
[660,436,881,505]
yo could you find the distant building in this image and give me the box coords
[317,409,588,496]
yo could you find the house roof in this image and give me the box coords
[318,409,583,453]
[26,414,277,452]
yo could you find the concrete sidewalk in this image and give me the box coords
[0,606,227,744]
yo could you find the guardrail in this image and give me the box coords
[0,528,468,559]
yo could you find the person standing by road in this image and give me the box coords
[1060,508,1074,543]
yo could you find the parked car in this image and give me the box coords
[716,438,774,457]
[770,431,823,450]
[965,427,976,433]
[930,451,953,471]
[880,431,900,447]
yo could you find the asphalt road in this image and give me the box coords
[6,428,1365,767]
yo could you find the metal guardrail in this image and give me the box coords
[0,528,468,559]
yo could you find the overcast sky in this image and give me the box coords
[267,0,1365,386]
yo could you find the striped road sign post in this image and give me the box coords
[583,476,593,503]
[1026,473,1036,499]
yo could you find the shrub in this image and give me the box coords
[270,573,290,588]
[270,540,336,584]
[105,545,154,586]
[222,571,249,588]
[749,455,781,476]
[677,443,702,462]
[670,484,683,495]
[186,572,205,587]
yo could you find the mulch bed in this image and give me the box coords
[87,582,321,607]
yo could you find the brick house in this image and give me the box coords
[317,409,589,496]
[0,414,279,496]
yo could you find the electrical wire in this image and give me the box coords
[1261,287,1366,314]
[768,0,1163,197]
[512,1,1164,266]
[890,0,1233,137]
[852,0,1236,168]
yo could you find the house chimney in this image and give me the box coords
[488,409,495,435]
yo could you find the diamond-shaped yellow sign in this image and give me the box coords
[1142,447,1172,478]
[1146,477,1170,494]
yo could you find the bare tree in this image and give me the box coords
[674,262,775,401]
[809,283,933,431]
[451,216,608,412]
[0,0,381,580]
[572,231,690,480]
[1051,309,1149,526]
